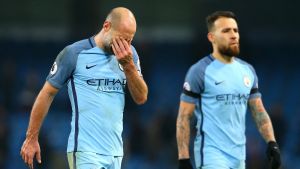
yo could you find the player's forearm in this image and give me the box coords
[123,62,148,104]
[253,111,275,142]
[26,87,56,141]
[176,113,191,159]
[249,99,276,142]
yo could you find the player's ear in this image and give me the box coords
[103,21,111,32]
[207,32,214,43]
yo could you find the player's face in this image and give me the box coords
[103,21,136,55]
[210,17,240,57]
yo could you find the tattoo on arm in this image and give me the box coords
[249,98,275,142]
[176,102,194,159]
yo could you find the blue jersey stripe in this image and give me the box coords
[88,37,94,48]
[71,76,79,152]
[208,54,214,61]
[73,152,77,169]
[199,98,204,167]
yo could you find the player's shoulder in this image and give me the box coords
[130,44,138,55]
[235,57,251,66]
[55,38,94,63]
[189,55,214,73]
[130,44,137,51]
[65,37,94,55]
[130,44,140,62]
[235,57,256,71]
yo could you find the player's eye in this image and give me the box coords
[126,39,132,44]
[222,28,231,33]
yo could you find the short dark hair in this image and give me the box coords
[206,11,237,31]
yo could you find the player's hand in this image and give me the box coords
[20,137,42,169]
[266,141,281,169]
[111,37,133,66]
[178,159,193,169]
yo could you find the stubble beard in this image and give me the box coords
[219,44,240,57]
[103,34,114,55]
[103,43,114,55]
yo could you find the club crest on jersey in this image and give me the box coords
[118,63,124,71]
[243,75,251,88]
[183,82,191,91]
[50,62,58,75]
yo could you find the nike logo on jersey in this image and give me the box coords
[215,81,224,85]
[86,64,97,69]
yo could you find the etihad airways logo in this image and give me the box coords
[87,78,126,92]
[216,93,249,105]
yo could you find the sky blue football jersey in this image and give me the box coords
[47,37,142,156]
[180,55,261,167]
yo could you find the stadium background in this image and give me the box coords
[0,0,299,168]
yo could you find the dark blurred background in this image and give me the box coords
[0,0,299,169]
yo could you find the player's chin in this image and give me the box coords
[229,47,240,56]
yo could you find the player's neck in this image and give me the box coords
[211,52,234,64]
[94,32,105,49]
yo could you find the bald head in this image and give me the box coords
[106,7,136,31]
[96,7,137,55]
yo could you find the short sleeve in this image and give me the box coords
[131,45,142,76]
[46,46,78,89]
[180,65,204,104]
[248,65,262,99]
